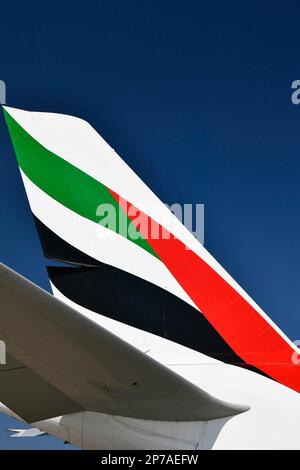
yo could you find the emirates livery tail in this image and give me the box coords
[1,106,300,449]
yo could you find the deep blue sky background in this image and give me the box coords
[0,0,300,449]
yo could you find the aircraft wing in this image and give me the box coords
[0,262,248,423]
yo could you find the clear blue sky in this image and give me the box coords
[0,0,300,449]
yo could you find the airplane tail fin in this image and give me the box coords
[3,105,300,392]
